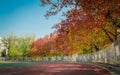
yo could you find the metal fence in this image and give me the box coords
[0,56,79,63]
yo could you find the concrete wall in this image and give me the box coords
[76,40,120,64]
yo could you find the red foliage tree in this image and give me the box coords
[32,0,120,56]
[29,33,57,57]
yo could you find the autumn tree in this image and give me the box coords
[29,33,57,57]
[41,0,120,42]
[51,7,111,55]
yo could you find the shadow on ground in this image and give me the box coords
[0,63,111,75]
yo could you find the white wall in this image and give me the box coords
[0,37,8,57]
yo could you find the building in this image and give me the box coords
[0,37,8,57]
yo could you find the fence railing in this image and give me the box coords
[0,56,80,63]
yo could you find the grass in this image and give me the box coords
[0,61,38,68]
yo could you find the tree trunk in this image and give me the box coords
[102,27,114,42]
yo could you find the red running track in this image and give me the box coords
[0,63,111,75]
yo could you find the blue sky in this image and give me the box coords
[0,0,65,38]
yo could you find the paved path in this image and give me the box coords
[92,63,120,75]
[0,63,111,75]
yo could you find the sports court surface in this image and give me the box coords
[0,62,111,75]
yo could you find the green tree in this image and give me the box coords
[3,34,35,57]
